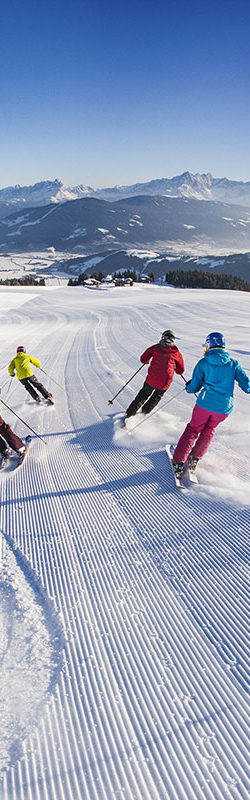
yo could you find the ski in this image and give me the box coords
[0,437,32,473]
[166,444,186,489]
[185,465,199,485]
[17,435,32,466]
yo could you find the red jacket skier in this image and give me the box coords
[124,330,184,420]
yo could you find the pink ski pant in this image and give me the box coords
[173,404,228,463]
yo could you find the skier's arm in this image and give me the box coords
[185,360,205,394]
[8,359,16,376]
[235,362,250,393]
[175,351,185,374]
[29,356,41,368]
[140,346,154,364]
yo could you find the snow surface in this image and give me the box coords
[0,284,249,800]
[4,206,58,236]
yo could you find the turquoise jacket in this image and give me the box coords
[186,348,250,414]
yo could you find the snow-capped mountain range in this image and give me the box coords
[0,171,250,218]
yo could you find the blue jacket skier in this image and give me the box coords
[173,331,250,476]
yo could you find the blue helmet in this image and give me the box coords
[203,332,226,349]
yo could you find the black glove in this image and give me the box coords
[185,379,191,391]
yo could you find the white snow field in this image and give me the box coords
[0,283,249,800]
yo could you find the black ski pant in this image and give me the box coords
[126,381,165,417]
[0,416,23,453]
[20,374,50,401]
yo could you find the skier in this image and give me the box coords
[0,408,27,464]
[8,347,54,404]
[122,330,184,424]
[172,331,250,478]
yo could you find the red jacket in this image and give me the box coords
[140,343,184,390]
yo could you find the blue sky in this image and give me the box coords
[0,0,249,188]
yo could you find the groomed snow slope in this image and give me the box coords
[0,284,249,800]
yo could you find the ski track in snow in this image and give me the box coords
[0,285,249,800]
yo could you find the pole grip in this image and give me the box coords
[181,373,198,398]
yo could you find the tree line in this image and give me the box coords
[165,269,250,291]
[0,276,45,286]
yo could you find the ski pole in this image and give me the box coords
[0,398,47,445]
[38,367,69,395]
[3,379,13,402]
[108,364,145,405]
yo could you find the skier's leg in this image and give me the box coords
[0,434,8,454]
[141,388,165,414]
[0,417,24,452]
[20,377,39,401]
[173,405,210,463]
[28,374,51,399]
[126,382,153,417]
[191,411,228,458]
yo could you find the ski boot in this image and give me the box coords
[0,448,11,468]
[35,396,42,404]
[172,460,185,479]
[187,455,199,473]
[17,446,26,463]
[47,393,54,405]
[17,436,32,463]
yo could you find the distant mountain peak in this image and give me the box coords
[0,173,250,218]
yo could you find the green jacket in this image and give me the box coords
[8,352,41,380]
